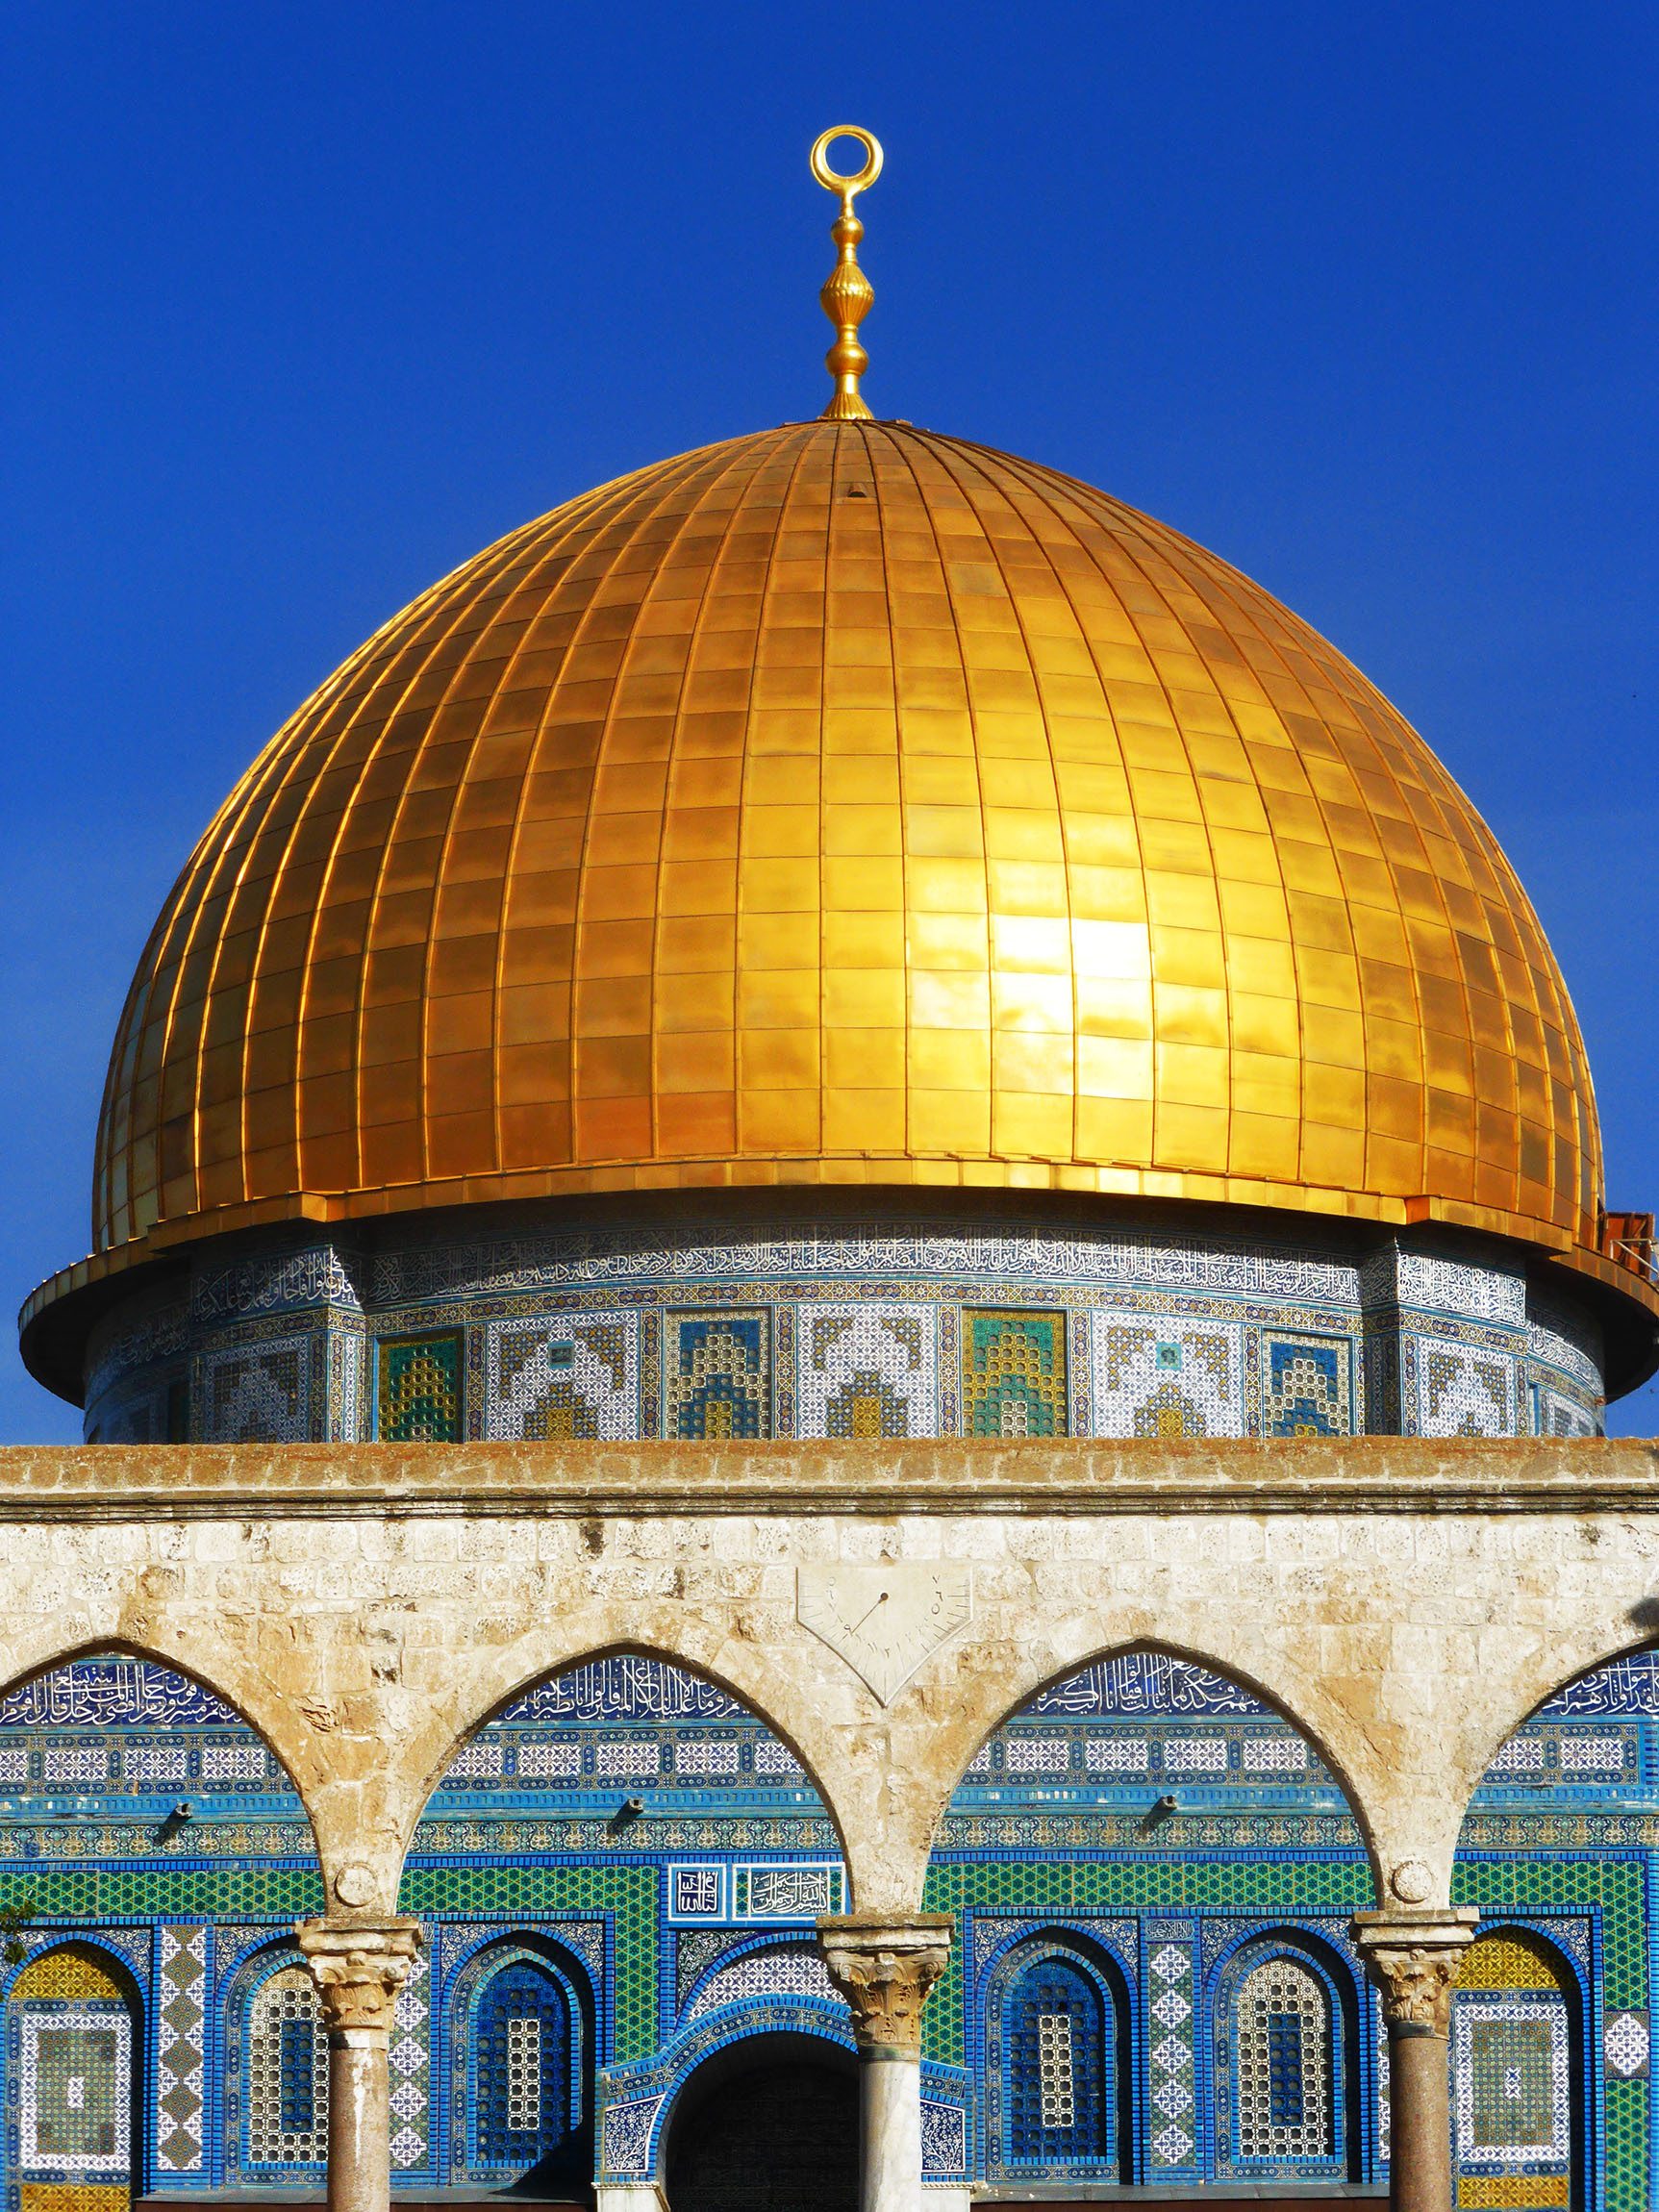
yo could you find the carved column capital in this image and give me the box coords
[296,1917,422,2039]
[1351,1908,1478,2038]
[817,1912,953,2056]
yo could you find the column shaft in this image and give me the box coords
[1389,2023,1456,2212]
[297,1917,422,2212]
[326,2031,390,2212]
[861,2052,921,2212]
[819,1913,953,2212]
[1353,1907,1477,2212]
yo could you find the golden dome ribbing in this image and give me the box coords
[90,419,1603,1265]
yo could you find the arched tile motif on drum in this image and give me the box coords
[0,1654,320,2208]
[397,1654,843,2194]
[1213,1937,1349,2181]
[1452,1652,1653,2212]
[928,1648,1370,2191]
[984,1934,1125,2183]
[6,1947,138,2212]
[227,1948,328,2183]
[449,1939,591,2192]
[1450,1933,1575,2212]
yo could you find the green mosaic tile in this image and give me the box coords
[398,1861,658,2060]
[1605,2079,1646,2212]
[1453,1857,1645,2006]
[0,1863,324,1919]
[377,1331,463,1443]
[926,1857,1373,1919]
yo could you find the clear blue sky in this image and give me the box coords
[3,0,1654,1440]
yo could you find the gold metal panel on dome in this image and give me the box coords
[88,419,1604,1266]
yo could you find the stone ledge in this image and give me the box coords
[0,1436,1651,1519]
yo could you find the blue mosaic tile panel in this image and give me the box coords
[1217,1946,1343,2178]
[794,1303,935,1438]
[389,1949,430,2175]
[665,1312,770,1440]
[376,1333,463,1443]
[1263,1333,1353,1437]
[1089,1311,1247,1437]
[1536,1387,1597,1440]
[152,1925,207,2173]
[1144,1922,1200,2175]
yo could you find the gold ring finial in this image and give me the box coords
[811,126,884,204]
[811,127,883,420]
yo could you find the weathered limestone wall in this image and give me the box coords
[0,1436,1653,1923]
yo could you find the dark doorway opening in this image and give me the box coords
[666,2038,858,2212]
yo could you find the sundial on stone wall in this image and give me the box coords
[796,1564,973,1704]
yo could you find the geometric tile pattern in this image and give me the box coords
[1232,1955,1331,2162]
[795,1304,935,1439]
[389,1952,430,2173]
[245,1965,328,2170]
[154,1927,207,2172]
[91,1205,1613,1446]
[685,1942,837,2022]
[471,1959,571,2177]
[1003,1954,1111,2170]
[1415,1336,1517,1439]
[963,1310,1068,1438]
[1454,1933,1571,2206]
[1263,1334,1352,1438]
[11,1950,135,2212]
[201,1340,310,1445]
[485,1313,640,1441]
[665,1312,770,1440]
[1604,2013,1649,2081]
[1144,1929,1197,2172]
[1090,1312,1244,1438]
[377,1334,463,1444]
[1,1650,1657,2205]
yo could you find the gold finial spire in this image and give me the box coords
[811,126,883,420]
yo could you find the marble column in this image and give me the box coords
[819,1913,954,2212]
[1352,1908,1478,2212]
[297,1918,423,2212]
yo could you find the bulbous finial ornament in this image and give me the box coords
[811,126,883,420]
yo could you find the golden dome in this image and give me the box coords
[88,420,1609,1269]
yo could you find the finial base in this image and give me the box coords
[811,127,884,422]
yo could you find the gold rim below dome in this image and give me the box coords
[60,417,1635,1364]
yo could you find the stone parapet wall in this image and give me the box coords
[0,1438,1650,1928]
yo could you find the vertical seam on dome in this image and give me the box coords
[1155,528,1485,1214]
[645,428,813,1169]
[905,432,1086,1176]
[386,465,691,1194]
[961,437,1243,1190]
[306,497,624,1205]
[550,441,758,1178]
[631,432,798,1167]
[264,520,552,1212]
[731,425,831,1168]
[277,520,565,1203]
[1063,469,1428,1210]
[874,428,993,1178]
[847,416,903,1168]
[154,509,562,1244]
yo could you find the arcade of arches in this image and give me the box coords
[0,1439,1647,2212]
